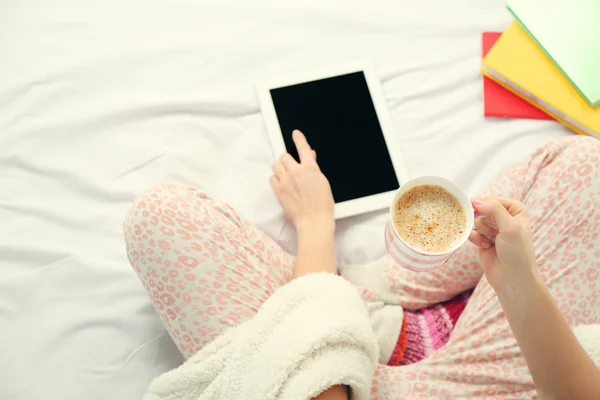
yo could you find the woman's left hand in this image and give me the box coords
[270,130,335,234]
[468,196,537,292]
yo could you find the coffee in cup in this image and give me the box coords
[392,184,466,253]
[384,176,475,272]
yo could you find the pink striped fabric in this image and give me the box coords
[384,221,452,272]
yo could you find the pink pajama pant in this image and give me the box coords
[124,136,600,399]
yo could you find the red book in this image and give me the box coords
[482,32,553,120]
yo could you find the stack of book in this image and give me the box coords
[481,0,600,139]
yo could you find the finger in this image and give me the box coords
[479,216,498,230]
[292,130,314,164]
[468,229,492,249]
[474,217,499,237]
[476,196,526,217]
[269,175,281,193]
[472,198,514,231]
[279,153,298,171]
[272,161,286,179]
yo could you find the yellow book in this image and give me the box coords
[482,21,600,139]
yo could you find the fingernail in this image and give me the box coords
[480,238,491,249]
[471,198,485,208]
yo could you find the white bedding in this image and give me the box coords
[0,0,568,399]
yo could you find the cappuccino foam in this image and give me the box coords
[393,184,466,253]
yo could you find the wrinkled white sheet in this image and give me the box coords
[0,0,568,399]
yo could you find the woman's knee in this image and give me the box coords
[553,136,600,175]
[125,182,189,238]
[531,136,600,201]
[123,183,210,270]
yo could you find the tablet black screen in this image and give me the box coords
[270,72,400,204]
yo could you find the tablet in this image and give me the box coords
[257,59,410,219]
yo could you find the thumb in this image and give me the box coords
[472,199,514,232]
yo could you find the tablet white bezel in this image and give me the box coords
[256,59,410,219]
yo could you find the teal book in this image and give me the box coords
[507,0,600,107]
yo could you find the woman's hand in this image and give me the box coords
[470,197,600,399]
[270,130,335,234]
[468,196,538,291]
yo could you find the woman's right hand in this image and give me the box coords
[469,197,538,291]
[271,130,337,278]
[270,130,335,234]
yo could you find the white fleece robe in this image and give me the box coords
[144,272,600,400]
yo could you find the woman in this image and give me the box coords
[124,130,600,398]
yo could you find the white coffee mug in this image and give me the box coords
[385,176,476,272]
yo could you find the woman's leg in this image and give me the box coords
[342,252,480,311]
[123,182,295,358]
[124,183,406,365]
[372,136,600,398]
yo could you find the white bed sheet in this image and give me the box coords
[0,0,569,398]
